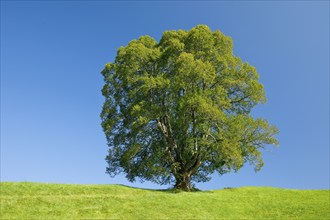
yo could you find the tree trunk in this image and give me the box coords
[174,172,192,191]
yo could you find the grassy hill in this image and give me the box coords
[1,182,329,219]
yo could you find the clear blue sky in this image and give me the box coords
[1,1,329,190]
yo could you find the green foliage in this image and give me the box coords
[101,25,279,190]
[1,182,329,219]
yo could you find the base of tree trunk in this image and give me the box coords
[174,174,192,191]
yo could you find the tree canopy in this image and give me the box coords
[101,25,279,191]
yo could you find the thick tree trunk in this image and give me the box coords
[174,172,192,191]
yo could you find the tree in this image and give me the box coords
[101,25,279,191]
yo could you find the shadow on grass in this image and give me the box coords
[113,184,213,193]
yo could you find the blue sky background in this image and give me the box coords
[1,1,329,190]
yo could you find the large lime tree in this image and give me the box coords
[101,25,279,191]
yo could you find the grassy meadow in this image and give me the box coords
[0,182,329,219]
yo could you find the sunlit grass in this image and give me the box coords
[1,182,329,219]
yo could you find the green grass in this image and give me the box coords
[1,182,329,219]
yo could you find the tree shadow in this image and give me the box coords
[113,184,213,193]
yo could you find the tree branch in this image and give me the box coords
[230,95,250,104]
[189,158,201,176]
[156,119,175,164]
